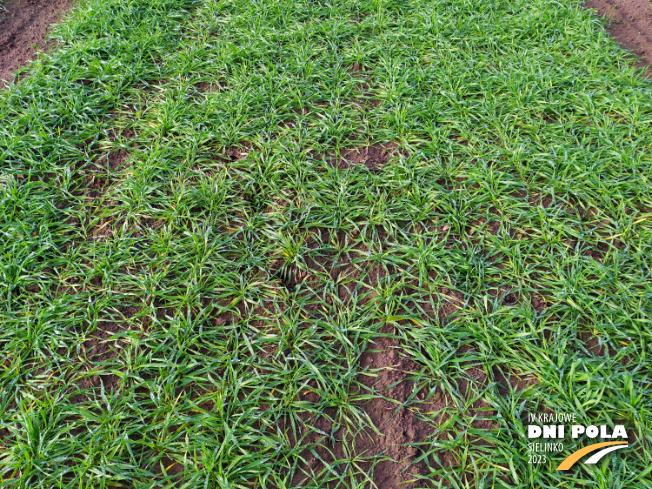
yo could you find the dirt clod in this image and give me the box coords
[194,81,224,93]
[339,143,399,171]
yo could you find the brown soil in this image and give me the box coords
[292,332,511,488]
[338,143,400,171]
[586,0,652,76]
[72,320,124,402]
[293,327,437,489]
[354,327,436,488]
[0,0,75,82]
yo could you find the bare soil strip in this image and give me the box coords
[0,0,75,82]
[586,0,652,76]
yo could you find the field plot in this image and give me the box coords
[1,0,652,488]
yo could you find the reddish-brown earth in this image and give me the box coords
[353,327,435,488]
[586,0,652,76]
[292,327,439,489]
[0,0,75,82]
[339,143,399,171]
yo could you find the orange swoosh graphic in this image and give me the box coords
[556,441,628,470]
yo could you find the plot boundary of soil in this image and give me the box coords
[585,0,652,76]
[0,0,75,83]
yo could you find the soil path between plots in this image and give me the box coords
[585,0,652,76]
[0,0,75,83]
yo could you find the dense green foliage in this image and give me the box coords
[1,0,651,487]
